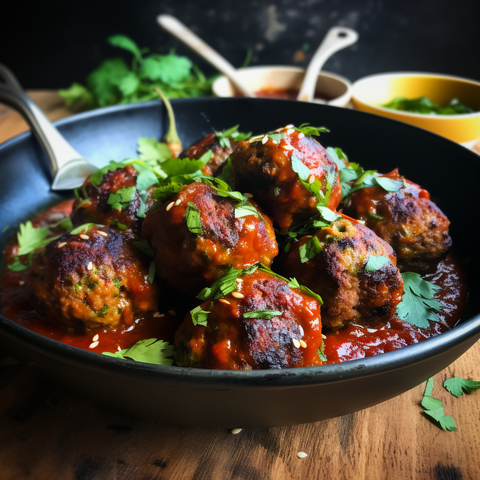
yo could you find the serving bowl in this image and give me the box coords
[0,98,479,428]
[212,66,352,107]
[351,72,480,148]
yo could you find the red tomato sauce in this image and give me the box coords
[0,201,468,364]
[237,88,335,102]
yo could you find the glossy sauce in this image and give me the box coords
[0,201,468,363]
[237,88,335,101]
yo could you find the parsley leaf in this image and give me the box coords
[107,186,137,210]
[444,377,480,397]
[137,137,172,164]
[133,239,155,257]
[215,125,251,149]
[243,310,282,319]
[102,338,174,366]
[396,272,442,328]
[8,256,29,271]
[293,124,330,136]
[420,378,457,431]
[365,255,391,272]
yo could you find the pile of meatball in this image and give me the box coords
[24,125,451,370]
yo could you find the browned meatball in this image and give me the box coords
[342,169,451,272]
[230,125,342,232]
[180,132,236,176]
[142,182,278,296]
[71,164,157,233]
[280,216,404,330]
[25,226,158,333]
[174,268,323,369]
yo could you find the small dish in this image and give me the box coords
[351,72,480,148]
[212,66,352,107]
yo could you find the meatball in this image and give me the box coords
[342,169,451,272]
[180,132,236,176]
[142,182,278,296]
[25,226,158,333]
[230,125,342,232]
[174,268,323,370]
[71,164,156,233]
[280,216,404,330]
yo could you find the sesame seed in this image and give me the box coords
[282,144,294,151]
[166,201,175,211]
[92,334,99,342]
[19,280,25,286]
[96,230,108,237]
[57,241,67,248]
[244,193,253,198]
[272,140,279,145]
[153,311,165,318]
[286,128,295,135]
[175,199,181,206]
[168,310,176,316]
[299,340,307,348]
[292,338,301,348]
[219,298,230,305]
[261,136,268,144]
[298,132,305,139]
[89,341,99,349]
[231,292,244,299]
[231,428,242,434]
[80,234,89,240]
[322,334,327,339]
[308,174,315,184]
[87,262,93,271]
[297,451,308,459]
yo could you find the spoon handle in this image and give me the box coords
[157,14,255,98]
[297,27,358,102]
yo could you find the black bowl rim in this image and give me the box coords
[1,97,480,388]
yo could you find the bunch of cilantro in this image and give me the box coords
[59,35,214,111]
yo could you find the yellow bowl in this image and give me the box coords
[351,72,480,148]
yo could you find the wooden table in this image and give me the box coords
[1,93,480,480]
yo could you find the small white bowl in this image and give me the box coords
[212,66,352,107]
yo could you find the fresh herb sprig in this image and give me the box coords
[421,378,457,431]
[59,35,214,111]
[381,96,474,115]
[102,338,174,365]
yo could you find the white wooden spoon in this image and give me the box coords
[297,27,358,103]
[157,14,255,98]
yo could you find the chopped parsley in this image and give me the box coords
[184,202,203,235]
[421,378,457,431]
[107,186,136,210]
[299,236,323,263]
[381,96,474,115]
[16,221,51,256]
[102,338,174,366]
[215,124,251,149]
[397,272,442,328]
[190,306,210,326]
[293,124,329,136]
[365,255,391,272]
[243,310,282,319]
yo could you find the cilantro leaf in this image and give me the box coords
[397,272,442,328]
[243,310,282,319]
[444,377,480,397]
[294,124,330,136]
[17,221,51,256]
[299,236,322,263]
[215,125,252,149]
[365,255,391,272]
[102,338,174,366]
[374,176,404,192]
[8,256,29,271]
[190,306,210,326]
[137,137,172,164]
[141,54,192,84]
[148,261,156,284]
[185,202,203,235]
[107,186,137,210]
[420,378,457,431]
[108,34,143,62]
[235,204,264,220]
[89,161,127,187]
[290,154,310,182]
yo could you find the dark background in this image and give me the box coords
[1,0,480,90]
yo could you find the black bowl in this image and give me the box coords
[1,98,479,428]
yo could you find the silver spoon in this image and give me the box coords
[0,63,97,190]
[157,14,256,98]
[297,26,358,103]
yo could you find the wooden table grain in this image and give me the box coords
[1,93,479,480]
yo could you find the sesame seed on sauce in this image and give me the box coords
[153,312,165,318]
[231,292,244,299]
[19,280,25,286]
[231,428,242,434]
[286,128,295,135]
[175,199,181,206]
[299,340,307,348]
[89,341,99,349]
[57,242,67,248]
[92,334,99,342]
[292,338,301,348]
[298,132,305,139]
[283,144,294,151]
[297,451,308,459]
[308,174,316,184]
[166,201,175,211]
[80,234,89,240]
[87,262,93,271]
[219,299,230,305]
[96,230,108,237]
[261,136,268,144]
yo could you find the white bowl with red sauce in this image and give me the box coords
[212,66,352,107]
